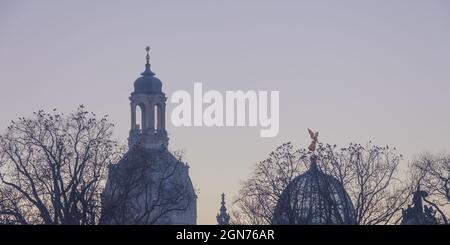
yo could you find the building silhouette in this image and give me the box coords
[101,47,197,224]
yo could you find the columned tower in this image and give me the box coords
[128,46,169,149]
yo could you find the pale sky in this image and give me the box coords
[1,0,450,224]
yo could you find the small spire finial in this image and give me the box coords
[145,46,150,65]
[141,46,155,76]
[221,193,226,205]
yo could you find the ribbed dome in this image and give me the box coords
[133,65,162,94]
[272,156,356,225]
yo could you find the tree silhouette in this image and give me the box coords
[0,106,122,224]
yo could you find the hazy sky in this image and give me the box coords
[1,0,450,224]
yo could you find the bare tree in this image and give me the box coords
[100,146,195,224]
[326,143,409,225]
[231,142,305,225]
[408,152,449,224]
[232,142,409,225]
[0,106,121,224]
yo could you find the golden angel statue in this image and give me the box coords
[307,128,319,152]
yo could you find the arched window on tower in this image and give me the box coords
[154,104,160,131]
[136,104,145,131]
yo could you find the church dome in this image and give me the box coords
[133,67,162,93]
[133,46,162,94]
[272,156,356,225]
[101,146,197,225]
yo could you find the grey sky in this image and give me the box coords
[1,0,449,224]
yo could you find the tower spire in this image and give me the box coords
[146,46,150,64]
[221,193,225,205]
[141,46,155,76]
[216,193,230,225]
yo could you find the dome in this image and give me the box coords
[272,156,356,225]
[133,46,163,94]
[101,146,197,224]
[133,66,162,94]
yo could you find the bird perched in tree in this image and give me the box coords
[308,128,319,152]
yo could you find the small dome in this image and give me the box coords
[133,46,163,94]
[133,69,162,94]
[272,156,356,225]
